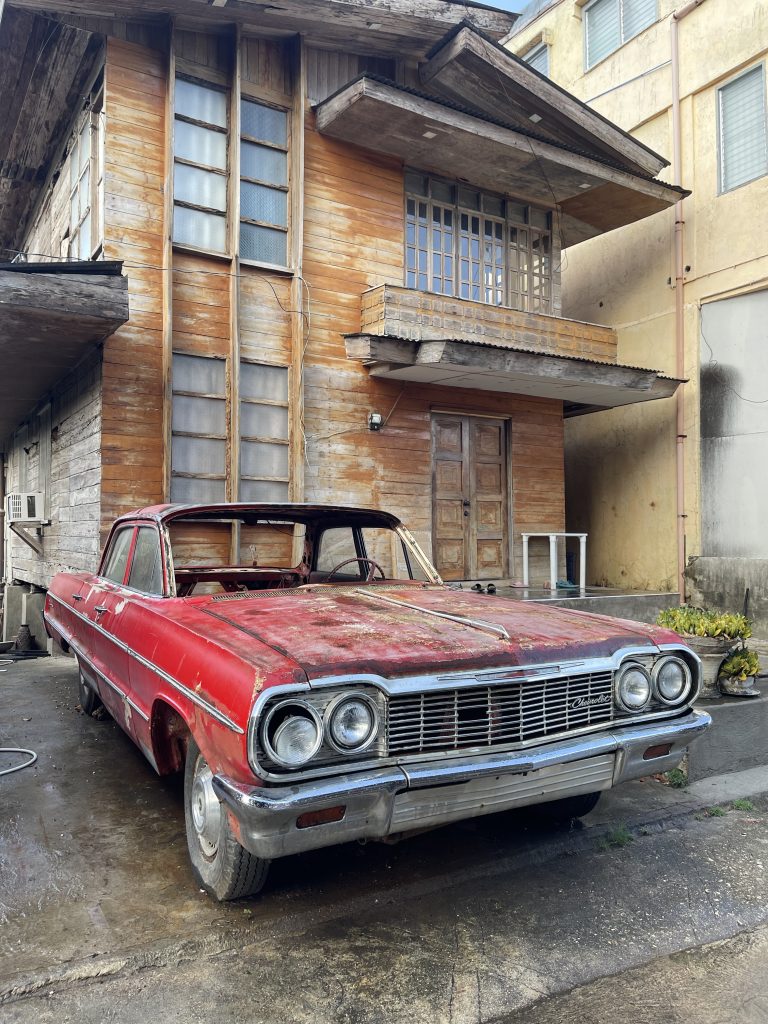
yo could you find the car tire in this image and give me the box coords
[529,791,602,823]
[78,668,104,717]
[184,736,270,902]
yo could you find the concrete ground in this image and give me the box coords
[2,655,768,1023]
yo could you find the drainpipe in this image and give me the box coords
[671,0,705,603]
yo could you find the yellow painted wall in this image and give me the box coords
[506,0,768,592]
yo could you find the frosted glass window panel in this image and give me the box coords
[79,167,90,212]
[79,123,90,170]
[719,66,768,193]
[174,164,227,212]
[622,0,657,41]
[240,440,289,478]
[240,402,289,440]
[175,120,227,170]
[175,78,227,128]
[173,352,225,395]
[172,435,226,476]
[239,479,289,502]
[241,181,287,227]
[240,222,287,265]
[172,395,227,435]
[585,0,621,68]
[173,205,227,252]
[240,362,288,402]
[241,100,287,146]
[129,528,163,595]
[241,141,287,186]
[171,476,226,503]
[102,528,134,584]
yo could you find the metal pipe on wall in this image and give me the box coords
[671,0,706,603]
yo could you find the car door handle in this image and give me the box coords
[94,605,108,616]
[72,594,83,602]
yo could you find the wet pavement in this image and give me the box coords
[2,655,768,1022]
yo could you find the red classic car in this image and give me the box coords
[45,503,711,901]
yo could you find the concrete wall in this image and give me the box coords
[686,557,768,634]
[507,0,768,594]
[3,348,103,591]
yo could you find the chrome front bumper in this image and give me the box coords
[213,709,711,860]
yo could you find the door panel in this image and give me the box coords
[432,414,509,580]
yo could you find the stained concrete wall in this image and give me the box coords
[506,0,768,594]
[686,556,768,633]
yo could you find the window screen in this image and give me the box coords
[719,65,768,194]
[239,98,289,266]
[171,353,227,502]
[585,0,656,69]
[239,361,290,501]
[173,77,229,253]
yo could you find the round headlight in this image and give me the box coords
[616,663,651,712]
[654,656,692,705]
[327,695,377,753]
[264,702,322,768]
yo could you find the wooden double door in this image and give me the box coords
[431,413,509,581]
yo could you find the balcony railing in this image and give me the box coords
[361,285,617,365]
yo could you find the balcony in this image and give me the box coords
[347,285,681,416]
[360,284,618,364]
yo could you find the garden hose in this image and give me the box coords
[0,748,38,776]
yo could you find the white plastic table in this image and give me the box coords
[521,532,587,592]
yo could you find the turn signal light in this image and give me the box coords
[642,743,672,760]
[296,805,346,829]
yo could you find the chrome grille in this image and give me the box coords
[386,671,615,755]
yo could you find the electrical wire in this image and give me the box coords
[699,320,768,406]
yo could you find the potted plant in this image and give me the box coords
[718,648,762,698]
[656,607,752,699]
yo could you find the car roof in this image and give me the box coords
[113,503,403,529]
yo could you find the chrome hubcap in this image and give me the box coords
[191,757,221,858]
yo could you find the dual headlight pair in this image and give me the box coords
[616,655,692,712]
[262,693,379,769]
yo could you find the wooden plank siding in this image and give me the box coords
[301,110,565,576]
[101,38,167,539]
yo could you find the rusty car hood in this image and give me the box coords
[195,585,675,681]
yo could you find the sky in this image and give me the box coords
[486,0,529,11]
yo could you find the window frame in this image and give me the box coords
[583,0,658,72]
[238,359,291,502]
[522,41,550,77]
[717,62,768,195]
[404,173,554,314]
[66,84,104,261]
[238,91,291,271]
[172,74,230,257]
[170,352,229,504]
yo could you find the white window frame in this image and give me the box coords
[717,63,768,195]
[66,85,104,261]
[170,352,228,503]
[583,0,658,71]
[238,359,290,501]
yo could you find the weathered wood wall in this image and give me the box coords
[100,38,167,541]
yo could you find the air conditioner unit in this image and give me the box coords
[6,492,46,524]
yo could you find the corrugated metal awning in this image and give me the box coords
[345,333,683,416]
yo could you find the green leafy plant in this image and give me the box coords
[705,806,726,817]
[732,798,755,812]
[719,648,761,681]
[656,606,752,641]
[665,767,688,789]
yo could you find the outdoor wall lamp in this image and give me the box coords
[368,412,383,431]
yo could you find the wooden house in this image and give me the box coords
[0,0,686,645]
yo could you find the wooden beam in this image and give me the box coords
[289,35,306,505]
[161,23,175,502]
[420,26,668,178]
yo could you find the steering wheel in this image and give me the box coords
[322,557,386,583]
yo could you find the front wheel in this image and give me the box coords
[528,791,602,824]
[78,668,104,717]
[184,736,270,901]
